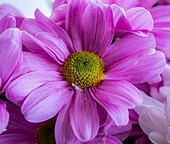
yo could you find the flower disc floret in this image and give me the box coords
[62,51,105,89]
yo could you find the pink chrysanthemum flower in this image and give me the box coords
[6,0,165,142]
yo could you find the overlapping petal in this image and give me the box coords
[69,91,99,142]
[0,100,9,134]
[21,81,71,122]
[0,28,22,91]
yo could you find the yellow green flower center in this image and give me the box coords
[37,118,56,144]
[62,51,105,89]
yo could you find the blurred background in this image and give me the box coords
[0,0,54,17]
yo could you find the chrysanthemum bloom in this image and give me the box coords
[0,7,22,133]
[135,92,170,144]
[6,0,165,142]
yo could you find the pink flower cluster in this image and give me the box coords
[0,0,170,143]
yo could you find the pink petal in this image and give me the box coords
[69,90,99,142]
[105,50,165,84]
[81,4,114,56]
[0,28,22,91]
[6,71,62,106]
[35,32,70,64]
[55,104,79,144]
[0,100,9,134]
[139,107,169,135]
[152,28,170,59]
[126,7,153,31]
[151,5,170,28]
[65,0,88,52]
[21,81,71,122]
[0,14,16,34]
[23,52,59,72]
[102,33,156,67]
[0,4,23,19]
[93,80,142,108]
[149,132,167,144]
[34,9,73,52]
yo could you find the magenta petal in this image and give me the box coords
[102,33,156,67]
[82,4,114,55]
[55,103,79,144]
[6,71,62,106]
[23,52,59,72]
[69,91,99,142]
[107,51,165,84]
[126,7,153,31]
[152,28,170,59]
[0,100,9,134]
[21,81,71,123]
[34,9,73,52]
[0,28,22,91]
[36,32,70,64]
[0,14,16,34]
[65,0,87,52]
[93,80,142,108]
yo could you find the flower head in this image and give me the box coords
[6,0,166,142]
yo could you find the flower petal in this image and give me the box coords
[102,33,156,67]
[0,100,9,134]
[55,103,79,144]
[69,90,99,142]
[149,132,167,144]
[35,32,70,64]
[23,52,59,72]
[21,81,71,122]
[0,14,16,34]
[93,80,142,108]
[126,7,153,31]
[0,28,22,91]
[81,4,114,56]
[6,71,62,106]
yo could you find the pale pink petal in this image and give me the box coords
[0,14,16,34]
[69,90,99,142]
[21,81,71,122]
[6,71,62,106]
[55,104,79,144]
[126,7,153,31]
[0,100,9,134]
[93,80,142,108]
[149,132,167,144]
[139,107,169,135]
[0,28,22,91]
[35,32,70,64]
